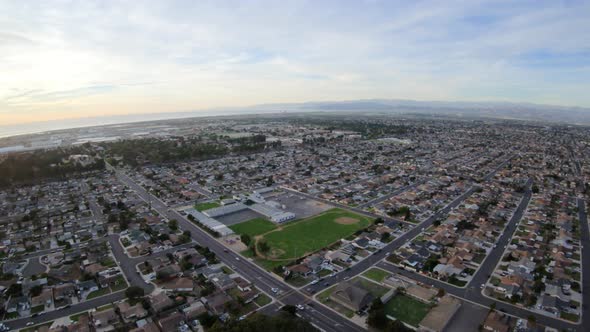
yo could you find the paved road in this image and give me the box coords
[376,181,588,331]
[115,170,365,332]
[357,179,427,209]
[466,179,533,290]
[21,257,47,277]
[304,185,479,295]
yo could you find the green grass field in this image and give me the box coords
[195,201,221,211]
[229,218,277,237]
[383,294,431,327]
[362,268,390,283]
[260,208,372,260]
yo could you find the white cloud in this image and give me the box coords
[0,0,589,124]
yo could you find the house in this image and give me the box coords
[329,281,374,312]
[158,312,186,331]
[92,307,119,330]
[78,280,99,293]
[210,274,235,291]
[483,311,510,332]
[149,292,174,313]
[204,292,233,315]
[182,301,207,320]
[131,321,160,332]
[286,264,312,277]
[6,296,29,313]
[303,255,324,274]
[233,277,252,292]
[53,283,76,300]
[161,277,195,293]
[31,288,53,309]
[118,302,148,321]
[540,295,568,314]
[173,248,199,261]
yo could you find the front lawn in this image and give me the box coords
[110,275,128,292]
[31,305,45,314]
[254,293,272,307]
[87,287,111,299]
[384,294,431,327]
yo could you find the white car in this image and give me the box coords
[26,322,35,326]
[271,287,279,293]
[296,304,305,310]
[310,280,319,285]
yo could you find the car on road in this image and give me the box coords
[26,322,34,326]
[480,283,485,289]
[235,257,240,261]
[271,287,279,293]
[296,304,305,310]
[310,279,318,285]
[223,249,229,253]
[323,282,330,286]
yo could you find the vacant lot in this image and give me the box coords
[195,201,220,211]
[384,294,431,327]
[229,217,277,237]
[260,208,372,260]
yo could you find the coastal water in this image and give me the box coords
[0,109,276,139]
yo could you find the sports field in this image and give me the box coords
[229,217,277,237]
[260,208,372,260]
[195,201,220,211]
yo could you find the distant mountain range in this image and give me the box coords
[237,99,590,125]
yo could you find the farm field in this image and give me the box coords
[259,208,372,260]
[229,217,277,237]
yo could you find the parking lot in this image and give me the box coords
[272,191,332,219]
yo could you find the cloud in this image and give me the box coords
[0,0,589,124]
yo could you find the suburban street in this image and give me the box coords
[4,153,585,332]
[114,169,366,332]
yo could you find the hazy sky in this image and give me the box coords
[1,0,589,125]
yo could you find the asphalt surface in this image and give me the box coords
[7,153,583,332]
[281,186,412,226]
[303,185,479,295]
[377,181,589,331]
[115,170,365,332]
[357,179,428,209]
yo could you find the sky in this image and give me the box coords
[1,0,589,125]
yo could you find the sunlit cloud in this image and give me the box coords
[0,0,589,125]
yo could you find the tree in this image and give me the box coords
[281,305,297,315]
[6,283,22,297]
[125,286,145,301]
[386,319,412,332]
[240,234,251,246]
[29,285,43,297]
[367,299,388,330]
[258,240,270,253]
[169,219,178,231]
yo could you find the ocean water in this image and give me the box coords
[0,110,275,138]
